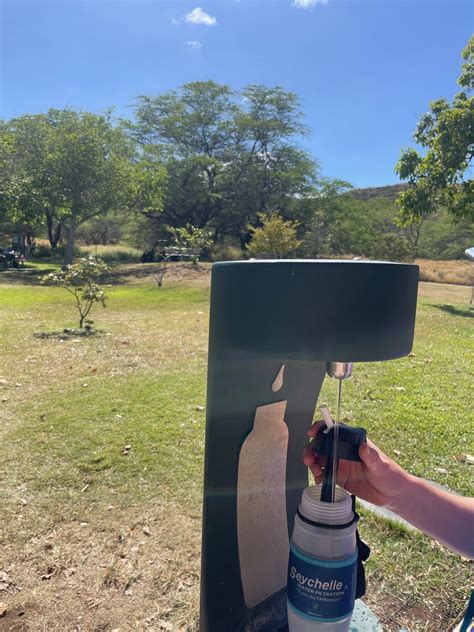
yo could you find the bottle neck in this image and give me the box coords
[299,485,353,526]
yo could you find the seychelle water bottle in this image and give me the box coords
[287,484,358,631]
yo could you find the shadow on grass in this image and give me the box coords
[33,327,104,340]
[0,264,59,285]
[1,261,211,288]
[0,262,149,287]
[429,303,474,318]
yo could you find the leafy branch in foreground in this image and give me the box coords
[395,36,474,224]
[41,257,110,328]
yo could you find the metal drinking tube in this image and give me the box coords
[323,362,353,502]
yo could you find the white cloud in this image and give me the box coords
[186,40,202,49]
[293,0,328,8]
[185,7,217,26]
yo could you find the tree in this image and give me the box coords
[167,224,213,267]
[416,210,473,259]
[301,190,417,261]
[130,81,318,242]
[42,257,110,329]
[76,214,123,246]
[247,214,301,258]
[0,116,53,241]
[2,109,166,264]
[395,36,474,223]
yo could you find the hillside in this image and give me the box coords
[349,183,408,201]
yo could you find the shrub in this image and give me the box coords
[35,244,53,258]
[167,224,213,266]
[210,243,244,262]
[79,245,141,264]
[41,257,110,328]
[247,214,301,259]
[33,243,81,260]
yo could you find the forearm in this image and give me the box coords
[390,472,474,559]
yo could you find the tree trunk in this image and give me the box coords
[63,220,77,266]
[53,222,62,249]
[46,210,62,249]
[46,212,55,248]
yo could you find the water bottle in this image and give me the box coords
[287,484,358,631]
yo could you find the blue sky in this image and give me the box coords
[1,0,472,187]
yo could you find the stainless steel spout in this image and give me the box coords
[326,362,353,380]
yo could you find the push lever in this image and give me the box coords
[313,408,367,503]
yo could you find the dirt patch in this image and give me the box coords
[110,263,212,288]
[0,500,201,632]
[365,585,465,632]
[33,327,103,340]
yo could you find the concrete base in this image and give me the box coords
[350,600,383,631]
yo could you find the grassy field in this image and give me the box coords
[0,265,473,631]
[78,244,142,264]
[415,258,473,286]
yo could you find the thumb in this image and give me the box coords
[359,442,380,471]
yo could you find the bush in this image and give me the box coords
[210,243,244,262]
[247,214,301,259]
[78,245,141,264]
[167,224,213,266]
[33,243,81,260]
[35,244,53,258]
[371,234,413,262]
[41,257,110,328]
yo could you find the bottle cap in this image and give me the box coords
[313,424,367,462]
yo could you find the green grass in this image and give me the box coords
[0,274,472,630]
[110,284,209,307]
[10,371,205,502]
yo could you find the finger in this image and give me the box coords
[303,444,316,466]
[359,442,370,462]
[304,444,326,467]
[309,462,323,480]
[307,420,325,438]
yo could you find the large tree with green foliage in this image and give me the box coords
[395,36,474,223]
[130,81,318,244]
[1,109,166,264]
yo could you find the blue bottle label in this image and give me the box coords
[287,543,357,622]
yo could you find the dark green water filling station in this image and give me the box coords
[200,260,419,631]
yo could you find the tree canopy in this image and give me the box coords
[0,73,471,266]
[395,36,474,223]
[1,109,166,263]
[130,81,319,241]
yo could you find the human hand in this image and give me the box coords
[303,420,408,509]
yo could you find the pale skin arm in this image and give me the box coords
[304,421,474,560]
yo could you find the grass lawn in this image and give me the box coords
[0,266,472,631]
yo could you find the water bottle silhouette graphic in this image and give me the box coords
[237,395,289,608]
